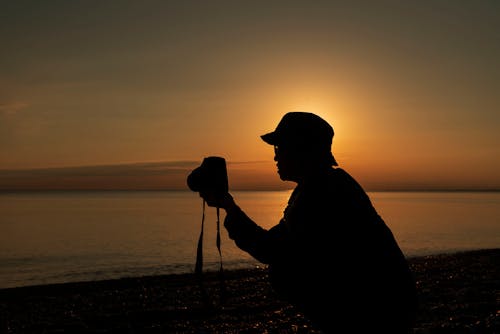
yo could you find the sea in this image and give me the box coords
[0,190,499,289]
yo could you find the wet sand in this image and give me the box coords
[1,248,498,333]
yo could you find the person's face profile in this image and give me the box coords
[273,144,301,182]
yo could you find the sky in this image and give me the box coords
[1,1,499,191]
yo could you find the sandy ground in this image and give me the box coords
[0,248,498,333]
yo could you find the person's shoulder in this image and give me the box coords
[329,168,367,193]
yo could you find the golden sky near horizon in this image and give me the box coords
[1,1,499,190]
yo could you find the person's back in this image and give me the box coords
[270,167,417,332]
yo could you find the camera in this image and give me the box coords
[187,156,228,197]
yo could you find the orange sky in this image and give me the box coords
[1,1,499,190]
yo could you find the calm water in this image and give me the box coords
[0,190,499,289]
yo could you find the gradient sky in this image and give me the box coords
[1,1,499,190]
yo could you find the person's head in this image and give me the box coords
[261,112,337,182]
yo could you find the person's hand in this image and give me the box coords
[199,191,219,207]
[199,191,235,210]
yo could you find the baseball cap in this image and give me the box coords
[261,111,338,166]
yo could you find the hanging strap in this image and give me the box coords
[195,200,205,275]
[195,200,210,307]
[216,207,226,303]
[195,200,226,308]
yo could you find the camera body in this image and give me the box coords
[187,156,228,197]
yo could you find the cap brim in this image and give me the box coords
[261,132,278,145]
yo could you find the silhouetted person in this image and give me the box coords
[202,112,417,333]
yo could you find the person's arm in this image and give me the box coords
[225,204,293,264]
[200,191,292,264]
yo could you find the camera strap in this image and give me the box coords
[195,200,225,309]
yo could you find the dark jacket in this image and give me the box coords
[224,168,417,332]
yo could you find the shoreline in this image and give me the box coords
[1,248,498,333]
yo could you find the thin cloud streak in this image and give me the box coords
[0,102,28,115]
[0,161,196,190]
[0,161,198,177]
[0,160,289,191]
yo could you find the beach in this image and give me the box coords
[1,248,498,333]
